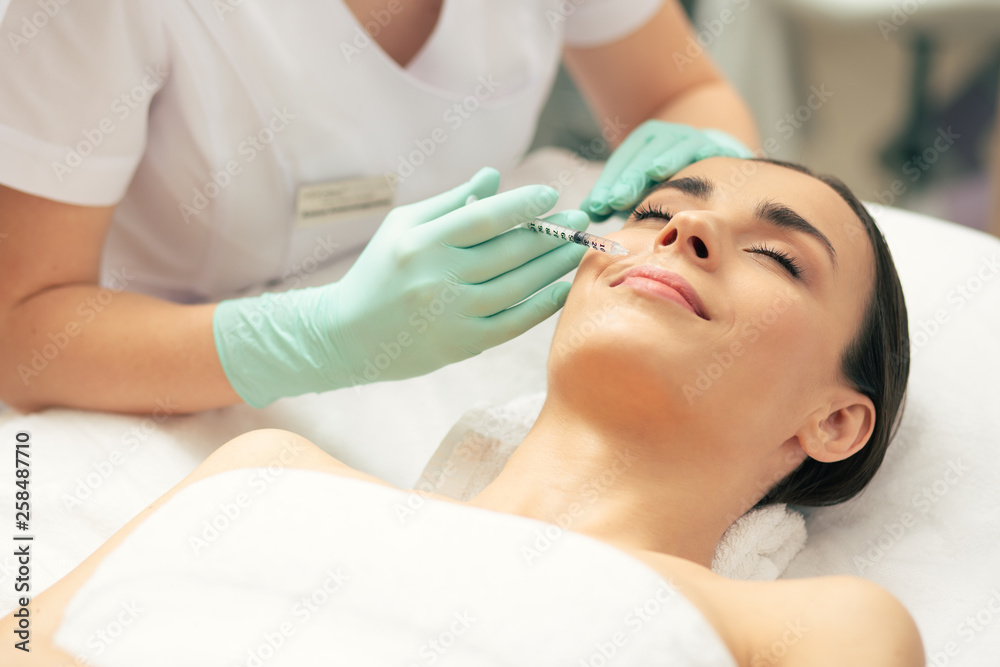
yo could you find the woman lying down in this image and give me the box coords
[2,157,921,666]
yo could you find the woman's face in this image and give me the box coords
[550,157,875,460]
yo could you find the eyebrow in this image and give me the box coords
[647,176,839,271]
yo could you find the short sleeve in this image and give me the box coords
[0,0,168,205]
[562,0,663,48]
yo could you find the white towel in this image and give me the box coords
[55,469,739,666]
[415,392,806,581]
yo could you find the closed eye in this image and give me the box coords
[630,202,673,224]
[746,243,804,279]
[629,202,806,280]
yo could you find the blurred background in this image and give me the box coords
[529,0,1000,237]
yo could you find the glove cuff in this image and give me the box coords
[701,128,755,158]
[213,286,354,408]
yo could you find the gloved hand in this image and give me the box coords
[580,120,754,221]
[213,167,590,407]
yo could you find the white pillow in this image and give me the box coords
[783,204,1000,666]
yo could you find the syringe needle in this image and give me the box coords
[522,218,630,256]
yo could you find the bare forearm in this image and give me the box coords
[650,80,760,150]
[562,0,760,152]
[0,286,241,413]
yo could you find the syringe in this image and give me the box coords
[521,218,629,256]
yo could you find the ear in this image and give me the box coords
[797,389,876,464]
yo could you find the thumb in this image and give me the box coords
[395,167,501,229]
[546,209,591,232]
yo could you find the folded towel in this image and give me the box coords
[415,392,806,581]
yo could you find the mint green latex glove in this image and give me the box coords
[581,120,754,221]
[213,167,590,408]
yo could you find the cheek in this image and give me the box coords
[606,227,655,256]
[563,226,656,301]
[748,290,802,341]
[556,251,620,336]
[721,294,823,397]
[569,242,632,295]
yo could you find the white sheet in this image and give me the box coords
[1,148,998,665]
[53,468,738,666]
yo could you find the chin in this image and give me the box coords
[547,320,702,418]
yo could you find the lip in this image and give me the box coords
[611,264,709,320]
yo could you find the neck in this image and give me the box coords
[465,392,754,569]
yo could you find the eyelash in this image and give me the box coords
[629,203,805,279]
[631,202,672,224]
[745,243,804,279]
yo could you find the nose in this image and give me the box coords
[652,210,722,272]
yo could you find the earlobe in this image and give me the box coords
[801,394,876,463]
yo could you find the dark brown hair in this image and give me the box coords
[751,159,911,508]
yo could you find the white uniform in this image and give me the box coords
[0,0,660,302]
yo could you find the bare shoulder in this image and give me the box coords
[0,429,399,665]
[196,428,377,482]
[624,552,924,667]
[749,575,925,667]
